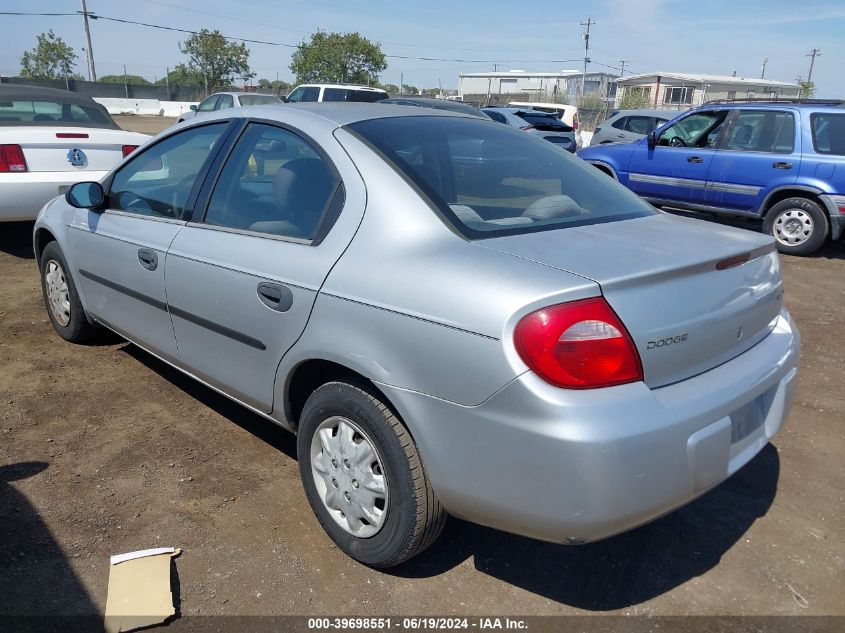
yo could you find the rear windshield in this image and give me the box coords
[515,112,572,131]
[239,94,280,106]
[349,116,655,239]
[0,99,116,128]
[811,113,845,155]
[324,88,388,103]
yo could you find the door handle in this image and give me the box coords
[257,282,293,312]
[687,156,704,163]
[137,248,158,271]
[773,161,793,169]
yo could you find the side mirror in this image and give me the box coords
[66,181,105,209]
[647,131,657,149]
[280,95,289,103]
[189,104,198,111]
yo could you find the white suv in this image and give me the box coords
[286,84,388,103]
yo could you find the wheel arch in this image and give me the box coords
[760,186,826,217]
[586,160,619,180]
[283,358,398,432]
[33,227,57,266]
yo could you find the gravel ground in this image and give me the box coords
[0,116,843,622]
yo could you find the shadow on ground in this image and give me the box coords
[394,444,779,610]
[0,462,104,631]
[121,341,779,611]
[0,221,35,259]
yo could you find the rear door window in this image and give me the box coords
[623,116,651,134]
[725,110,795,153]
[811,113,845,155]
[202,123,340,240]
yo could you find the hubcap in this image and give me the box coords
[310,416,388,538]
[45,260,71,326]
[773,208,813,246]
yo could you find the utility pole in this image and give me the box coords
[165,66,170,100]
[80,0,97,81]
[579,16,594,101]
[400,73,404,96]
[761,57,768,79]
[619,60,628,77]
[806,48,821,83]
[123,65,128,98]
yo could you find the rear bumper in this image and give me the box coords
[819,194,845,241]
[0,171,107,221]
[379,308,799,544]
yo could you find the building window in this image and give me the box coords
[663,86,694,105]
[628,86,651,99]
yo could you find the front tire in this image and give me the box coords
[39,242,98,343]
[763,197,828,256]
[297,381,446,568]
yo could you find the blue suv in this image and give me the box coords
[578,100,845,255]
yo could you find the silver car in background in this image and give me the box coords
[590,108,674,145]
[177,91,282,123]
[33,103,799,568]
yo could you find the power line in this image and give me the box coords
[1,11,588,65]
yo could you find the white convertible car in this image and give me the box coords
[0,84,149,221]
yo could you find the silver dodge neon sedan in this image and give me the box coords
[33,103,800,568]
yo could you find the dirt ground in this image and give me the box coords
[0,116,843,622]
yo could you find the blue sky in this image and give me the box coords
[1,0,843,94]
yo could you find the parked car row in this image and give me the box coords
[33,100,800,568]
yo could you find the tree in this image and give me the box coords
[180,29,254,91]
[798,80,816,99]
[422,88,441,96]
[100,74,151,85]
[618,87,651,110]
[381,83,399,94]
[291,31,387,84]
[20,30,78,80]
[257,78,272,88]
[154,64,205,86]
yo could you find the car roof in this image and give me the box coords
[240,102,482,127]
[294,84,388,92]
[609,109,673,118]
[381,98,489,118]
[506,101,577,111]
[0,83,101,107]
[483,107,555,116]
[699,100,845,111]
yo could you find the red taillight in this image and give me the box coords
[572,113,579,130]
[0,144,27,173]
[56,132,89,139]
[122,145,139,157]
[514,297,643,389]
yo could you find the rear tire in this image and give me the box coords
[40,242,98,343]
[763,197,828,256]
[297,380,446,568]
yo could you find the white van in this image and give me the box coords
[286,84,388,103]
[506,101,581,146]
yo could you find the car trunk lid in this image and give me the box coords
[479,213,783,388]
[6,127,146,172]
